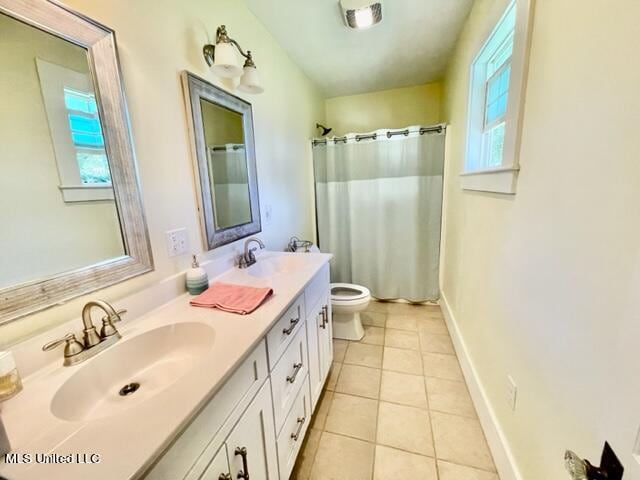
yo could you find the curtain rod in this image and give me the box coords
[312,124,446,147]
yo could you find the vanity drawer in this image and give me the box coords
[277,375,312,480]
[266,293,304,370]
[144,341,268,480]
[271,324,309,433]
[304,263,330,319]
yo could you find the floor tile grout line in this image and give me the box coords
[370,315,387,480]
[300,427,323,478]
[306,366,339,476]
[437,460,500,476]
[323,429,436,457]
[421,340,442,480]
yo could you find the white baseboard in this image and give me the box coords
[439,290,522,480]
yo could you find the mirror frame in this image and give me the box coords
[0,0,153,325]
[182,71,261,250]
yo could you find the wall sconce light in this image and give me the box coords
[203,25,264,94]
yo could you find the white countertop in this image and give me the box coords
[0,251,332,480]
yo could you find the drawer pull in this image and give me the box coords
[282,317,300,335]
[319,307,327,329]
[235,446,250,480]
[322,305,329,327]
[286,362,303,383]
[291,416,306,441]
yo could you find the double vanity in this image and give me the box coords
[0,252,333,480]
[0,2,331,479]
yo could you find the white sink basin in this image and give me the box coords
[50,322,215,422]
[245,254,306,278]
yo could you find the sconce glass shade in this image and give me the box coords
[211,42,243,78]
[237,65,264,94]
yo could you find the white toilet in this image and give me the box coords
[330,283,371,341]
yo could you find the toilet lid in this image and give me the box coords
[330,283,370,301]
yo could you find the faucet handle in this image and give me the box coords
[42,333,84,358]
[237,254,249,269]
[100,309,127,338]
[101,309,127,324]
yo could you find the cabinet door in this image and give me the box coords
[306,302,325,408]
[200,445,230,480]
[226,380,279,480]
[307,293,333,409]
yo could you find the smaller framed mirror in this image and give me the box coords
[183,72,261,250]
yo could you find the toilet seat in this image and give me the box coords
[330,283,370,305]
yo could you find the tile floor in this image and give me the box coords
[291,301,499,480]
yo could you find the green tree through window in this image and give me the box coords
[64,88,112,184]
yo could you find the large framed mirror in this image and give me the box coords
[0,0,153,324]
[182,72,261,250]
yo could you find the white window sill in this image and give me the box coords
[58,184,114,202]
[460,166,519,194]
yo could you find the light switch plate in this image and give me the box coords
[264,204,273,226]
[165,228,189,257]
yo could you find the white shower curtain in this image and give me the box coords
[313,126,445,302]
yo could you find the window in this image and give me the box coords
[64,88,111,185]
[462,0,533,194]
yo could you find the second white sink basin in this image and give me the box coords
[245,254,306,278]
[51,322,215,422]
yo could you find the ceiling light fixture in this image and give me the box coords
[340,0,383,30]
[202,25,264,94]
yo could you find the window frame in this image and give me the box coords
[461,0,535,194]
[36,59,114,202]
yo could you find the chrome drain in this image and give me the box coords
[119,382,140,396]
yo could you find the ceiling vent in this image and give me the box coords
[340,0,383,29]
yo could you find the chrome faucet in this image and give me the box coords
[43,300,126,366]
[238,237,265,268]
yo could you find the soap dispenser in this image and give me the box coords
[186,254,209,295]
[0,351,22,457]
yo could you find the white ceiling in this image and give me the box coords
[245,0,474,98]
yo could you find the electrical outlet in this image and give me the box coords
[165,228,189,257]
[264,204,273,226]
[507,375,517,411]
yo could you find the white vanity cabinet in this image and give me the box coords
[143,262,332,480]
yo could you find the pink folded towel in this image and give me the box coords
[190,282,273,315]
